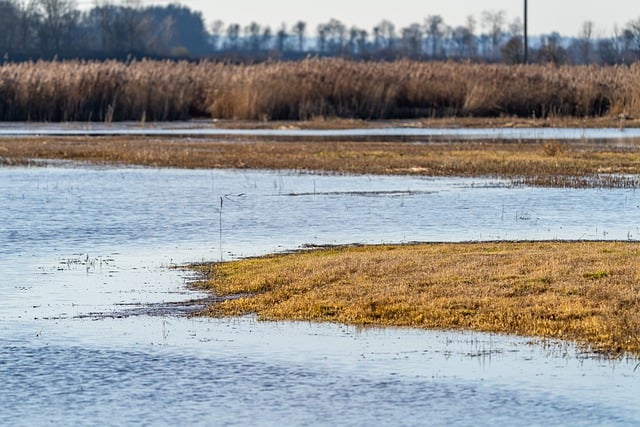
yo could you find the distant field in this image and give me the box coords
[1,59,640,122]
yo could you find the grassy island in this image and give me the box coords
[191,241,640,356]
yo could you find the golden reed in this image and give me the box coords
[0,59,638,121]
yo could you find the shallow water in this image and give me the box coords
[2,167,639,263]
[2,121,640,140]
[1,165,639,425]
[3,318,639,426]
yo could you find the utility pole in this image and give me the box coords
[524,0,529,63]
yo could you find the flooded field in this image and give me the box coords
[2,165,640,425]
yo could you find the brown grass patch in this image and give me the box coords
[3,135,640,188]
[191,241,640,356]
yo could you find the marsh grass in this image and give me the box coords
[2,59,640,121]
[191,241,640,356]
[3,136,640,188]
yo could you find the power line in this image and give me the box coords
[524,0,528,63]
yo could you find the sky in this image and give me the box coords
[80,1,640,37]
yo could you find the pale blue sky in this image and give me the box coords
[83,1,640,36]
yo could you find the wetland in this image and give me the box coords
[2,125,640,425]
[4,126,640,188]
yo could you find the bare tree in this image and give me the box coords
[146,14,174,55]
[597,37,619,65]
[536,32,568,65]
[481,10,505,60]
[501,36,524,64]
[210,19,224,51]
[509,18,523,38]
[261,26,272,51]
[225,23,240,50]
[244,22,261,51]
[0,1,20,54]
[91,1,128,52]
[425,15,444,58]
[613,24,637,63]
[625,18,640,54]
[292,21,306,52]
[441,25,453,59]
[401,22,422,57]
[36,0,79,54]
[111,0,146,52]
[316,23,327,53]
[349,26,360,55]
[622,28,638,62]
[463,15,477,58]
[276,23,288,52]
[450,26,470,58]
[11,0,38,54]
[330,19,346,53]
[357,29,368,56]
[577,20,595,64]
[502,18,524,63]
[317,19,347,54]
[372,25,381,50]
[376,19,395,49]
[332,19,347,53]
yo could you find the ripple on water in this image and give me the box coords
[1,166,639,425]
[1,316,639,426]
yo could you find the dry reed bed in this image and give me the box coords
[3,136,640,188]
[2,60,640,121]
[192,242,640,356]
[0,60,210,121]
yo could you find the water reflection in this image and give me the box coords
[2,317,638,426]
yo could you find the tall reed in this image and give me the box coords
[1,59,639,121]
[0,60,209,121]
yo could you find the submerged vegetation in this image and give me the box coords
[3,135,640,188]
[2,60,640,121]
[192,242,640,356]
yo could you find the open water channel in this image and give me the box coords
[1,140,640,424]
[3,121,640,140]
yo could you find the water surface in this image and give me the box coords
[2,121,640,140]
[1,165,639,425]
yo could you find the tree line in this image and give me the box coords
[2,0,640,64]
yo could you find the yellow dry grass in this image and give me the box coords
[192,242,640,356]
